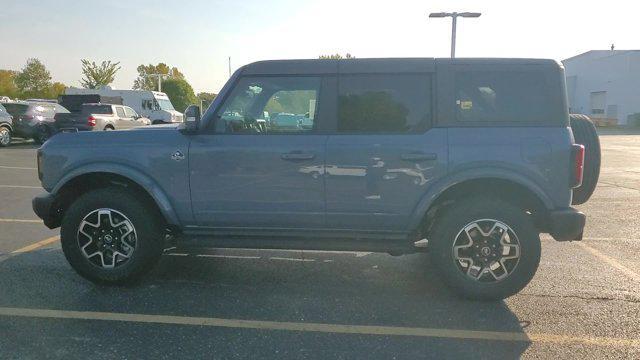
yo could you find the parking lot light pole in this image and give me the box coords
[429,12,481,58]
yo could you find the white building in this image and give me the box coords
[563,50,640,125]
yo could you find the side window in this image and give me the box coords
[337,74,432,133]
[124,107,136,117]
[455,71,552,123]
[214,76,320,134]
[142,99,152,110]
[115,107,125,118]
[55,104,69,114]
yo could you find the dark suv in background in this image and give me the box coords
[0,101,69,144]
[33,58,600,300]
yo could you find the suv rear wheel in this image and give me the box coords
[430,197,541,300]
[61,188,164,284]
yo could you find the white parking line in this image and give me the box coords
[0,165,37,170]
[0,218,41,223]
[197,254,261,259]
[270,257,315,262]
[0,185,41,189]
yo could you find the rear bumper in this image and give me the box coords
[32,192,60,229]
[548,208,585,241]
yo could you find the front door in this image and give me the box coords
[189,75,327,229]
[325,72,447,231]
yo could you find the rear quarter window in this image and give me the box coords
[3,103,29,117]
[82,105,113,114]
[454,70,562,125]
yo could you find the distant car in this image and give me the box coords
[54,103,151,132]
[0,103,13,147]
[1,101,69,144]
[269,113,310,131]
[0,96,11,102]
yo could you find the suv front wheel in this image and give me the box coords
[61,188,164,284]
[430,197,541,300]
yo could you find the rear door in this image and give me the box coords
[189,75,330,229]
[325,68,447,231]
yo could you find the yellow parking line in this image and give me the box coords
[0,218,42,223]
[0,307,637,347]
[11,236,59,254]
[578,242,640,283]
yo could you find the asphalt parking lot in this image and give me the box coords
[0,132,639,359]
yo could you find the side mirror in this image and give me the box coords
[183,105,201,133]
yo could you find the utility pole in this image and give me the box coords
[148,69,173,92]
[429,12,481,58]
[228,57,231,77]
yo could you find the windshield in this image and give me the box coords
[156,98,175,111]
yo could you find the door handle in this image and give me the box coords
[281,151,316,160]
[401,152,437,161]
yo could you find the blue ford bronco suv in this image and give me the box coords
[33,58,600,300]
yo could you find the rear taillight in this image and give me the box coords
[571,144,585,188]
[87,116,96,127]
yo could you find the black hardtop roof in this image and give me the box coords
[240,58,562,75]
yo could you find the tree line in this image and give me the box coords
[1,53,353,111]
[0,58,216,112]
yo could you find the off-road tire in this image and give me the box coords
[430,197,541,301]
[61,187,164,284]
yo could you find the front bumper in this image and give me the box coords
[32,192,60,229]
[548,208,586,241]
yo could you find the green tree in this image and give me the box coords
[162,78,197,112]
[319,53,355,59]
[197,92,217,111]
[0,70,19,99]
[132,63,185,91]
[14,58,52,99]
[80,59,120,89]
[48,82,67,99]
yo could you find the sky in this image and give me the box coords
[0,0,637,93]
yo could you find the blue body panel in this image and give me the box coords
[189,134,327,228]
[325,129,448,231]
